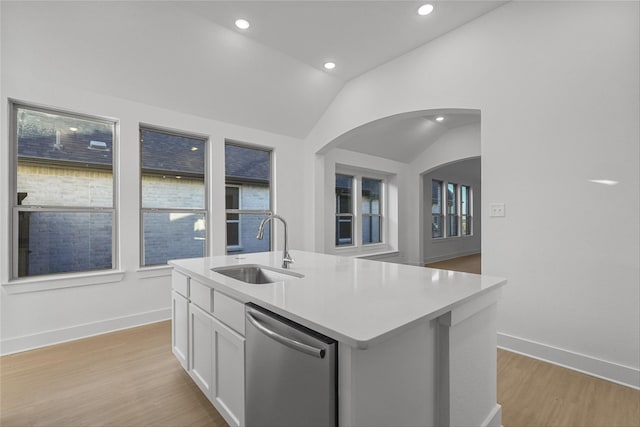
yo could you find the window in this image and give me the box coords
[432,179,473,239]
[461,185,472,236]
[225,142,271,254]
[335,172,386,248]
[362,178,382,244]
[431,180,443,238]
[225,186,240,248]
[140,127,207,266]
[335,174,354,246]
[12,103,116,278]
[447,183,459,237]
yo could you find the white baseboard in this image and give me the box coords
[498,332,640,390]
[0,308,171,356]
[481,404,502,427]
[424,249,480,264]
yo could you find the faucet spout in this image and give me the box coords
[256,214,294,269]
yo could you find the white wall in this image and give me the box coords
[409,123,482,265]
[0,1,342,138]
[423,157,481,264]
[305,1,640,388]
[0,28,306,354]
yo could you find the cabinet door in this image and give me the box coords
[212,316,246,427]
[189,303,213,398]
[171,291,189,370]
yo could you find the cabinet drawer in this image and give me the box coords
[190,278,214,313]
[172,270,189,298]
[213,291,245,336]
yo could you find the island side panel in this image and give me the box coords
[438,289,502,427]
[338,318,438,427]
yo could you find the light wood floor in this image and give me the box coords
[429,253,639,426]
[425,252,481,274]
[0,321,229,427]
[499,349,639,426]
[2,321,638,427]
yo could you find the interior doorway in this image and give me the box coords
[421,157,481,270]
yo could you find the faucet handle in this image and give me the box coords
[282,252,294,269]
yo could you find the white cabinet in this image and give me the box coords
[212,316,245,427]
[189,303,214,397]
[172,269,246,427]
[171,291,189,369]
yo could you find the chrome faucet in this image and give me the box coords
[256,214,294,269]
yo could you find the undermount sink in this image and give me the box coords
[212,264,304,284]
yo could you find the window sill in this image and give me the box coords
[432,235,474,243]
[136,265,173,279]
[334,243,396,259]
[2,270,126,294]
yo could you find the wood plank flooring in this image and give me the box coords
[2,320,638,427]
[0,321,228,427]
[434,253,639,426]
[3,257,639,427]
[425,253,481,274]
[498,349,639,427]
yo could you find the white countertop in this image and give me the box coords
[169,250,506,349]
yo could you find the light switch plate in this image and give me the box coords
[490,203,505,217]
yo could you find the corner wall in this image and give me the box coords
[305,1,640,388]
[423,157,481,264]
[1,59,305,355]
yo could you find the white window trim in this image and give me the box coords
[225,184,243,251]
[224,140,273,255]
[139,124,209,268]
[7,101,120,285]
[432,180,474,241]
[334,166,391,256]
[2,270,126,294]
[460,184,473,237]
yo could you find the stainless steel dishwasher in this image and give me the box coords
[245,303,337,427]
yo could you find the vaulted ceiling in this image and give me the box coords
[329,109,480,163]
[2,1,505,143]
[177,1,507,83]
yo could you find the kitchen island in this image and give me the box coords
[169,250,506,427]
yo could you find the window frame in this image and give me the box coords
[460,184,472,236]
[225,184,242,251]
[361,177,383,245]
[431,179,444,239]
[10,101,119,281]
[447,182,459,238]
[139,124,209,268]
[335,173,355,247]
[432,179,474,240]
[224,141,273,254]
[334,168,388,250]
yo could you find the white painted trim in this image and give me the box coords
[498,333,640,390]
[2,270,126,294]
[0,308,171,356]
[481,404,502,427]
[355,250,399,260]
[425,249,480,264]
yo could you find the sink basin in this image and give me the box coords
[212,264,304,284]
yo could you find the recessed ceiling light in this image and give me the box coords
[418,4,434,16]
[235,19,250,30]
[324,62,336,70]
[191,146,198,151]
[69,127,78,131]
[435,116,445,122]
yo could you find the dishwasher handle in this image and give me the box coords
[246,312,326,359]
